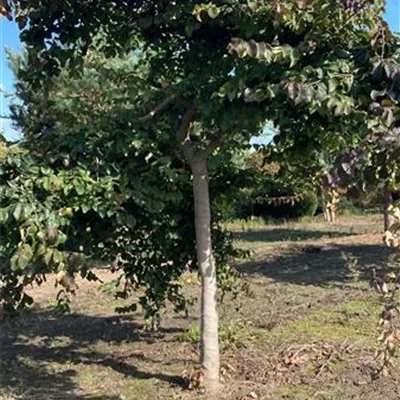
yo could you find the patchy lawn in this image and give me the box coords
[1,214,399,400]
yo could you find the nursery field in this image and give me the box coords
[1,214,399,400]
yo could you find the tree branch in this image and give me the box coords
[137,94,197,161]
[344,0,369,24]
[176,107,197,161]
[176,107,196,144]
[138,96,175,122]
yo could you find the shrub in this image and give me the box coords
[338,197,364,216]
[294,191,319,218]
[254,191,318,220]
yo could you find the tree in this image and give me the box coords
[3,45,247,321]
[3,0,388,393]
[241,150,319,220]
[254,112,370,223]
[364,31,400,231]
[3,40,251,385]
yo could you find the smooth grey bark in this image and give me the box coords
[142,102,220,392]
[190,157,220,394]
[175,107,219,393]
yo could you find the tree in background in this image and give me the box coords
[242,149,319,220]
[236,20,400,227]
[364,31,400,231]
[255,126,365,223]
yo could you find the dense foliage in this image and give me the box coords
[1,49,246,323]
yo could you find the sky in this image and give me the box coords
[1,2,399,141]
[0,20,21,140]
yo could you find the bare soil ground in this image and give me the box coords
[1,215,399,400]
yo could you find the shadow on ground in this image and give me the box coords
[0,313,185,399]
[237,243,392,285]
[233,228,355,243]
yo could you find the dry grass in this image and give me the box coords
[1,214,399,400]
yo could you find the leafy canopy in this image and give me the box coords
[1,0,394,318]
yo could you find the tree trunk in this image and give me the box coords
[324,187,341,224]
[331,188,342,224]
[320,187,330,223]
[191,157,220,394]
[383,181,393,231]
[330,206,336,224]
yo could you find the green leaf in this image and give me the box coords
[81,203,90,213]
[333,101,344,116]
[56,232,68,245]
[266,85,278,99]
[13,203,23,221]
[106,209,115,217]
[193,4,206,22]
[328,79,338,93]
[227,88,236,102]
[281,45,297,67]
[371,89,386,100]
[76,183,85,195]
[18,244,34,269]
[0,207,9,222]
[36,244,46,257]
[315,83,327,101]
[185,23,194,37]
[10,254,19,271]
[44,249,53,266]
[207,5,220,19]
[52,250,63,264]
[303,85,314,103]
[42,177,51,191]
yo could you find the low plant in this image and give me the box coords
[182,368,205,391]
[371,204,400,377]
[342,251,360,282]
[179,323,201,344]
[180,320,251,350]
[219,320,250,350]
[371,260,400,378]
